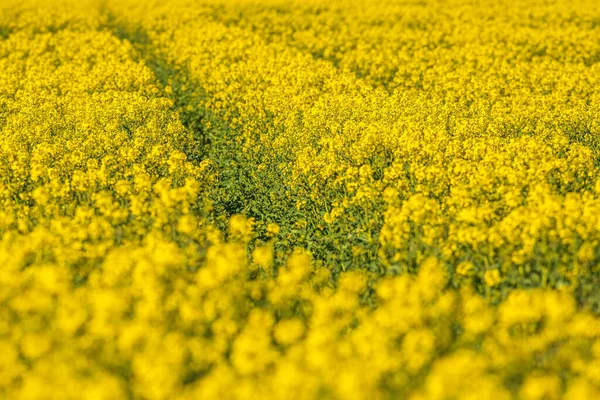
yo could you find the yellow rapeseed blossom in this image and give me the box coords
[484,269,502,287]
[2,0,600,398]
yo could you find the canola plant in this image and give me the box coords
[1,0,600,398]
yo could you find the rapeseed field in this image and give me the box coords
[1,0,600,398]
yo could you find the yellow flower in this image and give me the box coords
[266,222,281,236]
[228,214,255,242]
[520,374,562,400]
[273,319,305,345]
[484,269,502,287]
[456,261,474,276]
[252,243,274,270]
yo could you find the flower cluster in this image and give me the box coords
[2,0,600,398]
